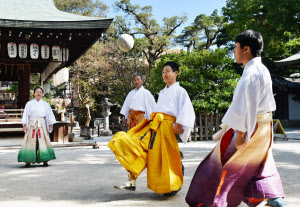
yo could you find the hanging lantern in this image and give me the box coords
[30,43,39,59]
[34,73,39,84]
[52,45,60,60]
[19,43,27,59]
[53,74,57,87]
[43,83,50,94]
[41,45,49,60]
[7,42,17,58]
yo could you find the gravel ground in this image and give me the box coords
[0,139,299,207]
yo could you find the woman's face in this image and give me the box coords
[34,88,43,100]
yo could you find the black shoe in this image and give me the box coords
[114,184,136,191]
[180,151,184,160]
[163,188,181,196]
[24,164,31,168]
[42,163,49,167]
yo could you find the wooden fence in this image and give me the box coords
[189,113,224,141]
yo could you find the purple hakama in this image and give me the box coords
[186,113,285,207]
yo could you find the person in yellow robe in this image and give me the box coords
[109,62,195,196]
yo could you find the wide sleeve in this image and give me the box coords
[176,90,195,128]
[21,102,30,126]
[46,103,56,126]
[221,84,258,142]
[176,90,196,143]
[144,92,156,120]
[120,93,131,120]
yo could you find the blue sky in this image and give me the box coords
[101,0,227,36]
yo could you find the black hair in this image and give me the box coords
[133,74,143,80]
[235,30,263,57]
[33,86,44,93]
[163,61,179,72]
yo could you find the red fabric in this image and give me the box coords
[249,198,264,203]
[32,129,35,138]
[220,128,234,157]
[38,129,41,138]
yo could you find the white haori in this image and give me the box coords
[22,98,56,132]
[120,86,156,121]
[155,82,195,143]
[221,57,276,142]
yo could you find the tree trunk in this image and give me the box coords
[85,104,91,126]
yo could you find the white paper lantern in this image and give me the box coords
[52,45,60,60]
[53,74,57,87]
[7,42,17,58]
[54,67,69,86]
[30,43,39,59]
[19,43,27,59]
[41,45,50,60]
[43,83,50,94]
[117,34,134,52]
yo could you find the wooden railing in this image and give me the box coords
[189,113,224,141]
[0,109,24,122]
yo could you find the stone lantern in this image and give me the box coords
[101,98,113,136]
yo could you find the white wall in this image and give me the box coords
[288,94,300,120]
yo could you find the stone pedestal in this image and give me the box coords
[100,98,113,136]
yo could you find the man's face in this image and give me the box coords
[162,65,177,84]
[233,42,244,64]
[34,88,43,100]
[133,76,143,89]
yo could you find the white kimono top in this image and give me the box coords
[120,86,156,121]
[222,57,276,142]
[22,98,56,132]
[155,82,195,143]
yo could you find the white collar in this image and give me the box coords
[243,57,262,74]
[135,85,144,92]
[165,82,179,89]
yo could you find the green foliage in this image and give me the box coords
[151,49,239,113]
[114,0,187,69]
[223,0,300,58]
[176,10,227,51]
[53,0,109,17]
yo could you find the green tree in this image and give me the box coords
[54,0,109,17]
[151,49,239,113]
[115,0,187,71]
[223,0,300,58]
[176,10,227,51]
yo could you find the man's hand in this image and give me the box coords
[174,123,183,134]
[23,125,27,133]
[235,130,247,149]
[49,125,53,133]
[122,119,127,127]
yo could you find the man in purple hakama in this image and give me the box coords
[185,30,286,207]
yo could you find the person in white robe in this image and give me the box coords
[120,74,156,130]
[18,87,56,167]
[186,30,286,207]
[109,61,195,196]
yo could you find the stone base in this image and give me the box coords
[101,129,112,136]
[70,137,84,142]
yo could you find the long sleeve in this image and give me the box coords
[144,92,156,120]
[21,102,30,127]
[176,90,195,144]
[176,90,195,129]
[222,84,258,142]
[47,103,56,126]
[120,93,131,120]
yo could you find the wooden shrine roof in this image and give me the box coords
[0,0,113,29]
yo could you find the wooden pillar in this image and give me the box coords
[18,65,30,108]
[199,113,203,141]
